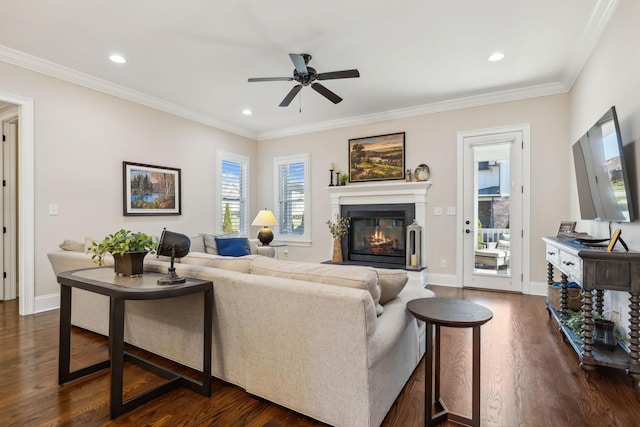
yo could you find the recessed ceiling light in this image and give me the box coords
[488,52,505,62]
[242,109,252,116]
[109,54,127,64]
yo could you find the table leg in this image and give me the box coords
[58,285,72,384]
[628,292,640,388]
[471,325,481,427]
[202,288,212,396]
[109,298,126,419]
[425,321,433,427]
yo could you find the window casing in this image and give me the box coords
[217,152,249,235]
[274,153,310,243]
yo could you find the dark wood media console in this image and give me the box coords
[543,237,640,387]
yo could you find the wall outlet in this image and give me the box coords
[440,259,447,268]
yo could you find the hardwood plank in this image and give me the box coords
[2,285,640,426]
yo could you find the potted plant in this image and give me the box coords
[339,174,348,186]
[89,229,157,276]
[326,215,350,263]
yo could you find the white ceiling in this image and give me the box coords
[0,0,617,140]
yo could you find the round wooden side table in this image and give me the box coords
[407,298,493,427]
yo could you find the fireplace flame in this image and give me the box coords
[368,228,397,251]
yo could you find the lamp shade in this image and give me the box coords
[252,209,277,246]
[251,209,277,227]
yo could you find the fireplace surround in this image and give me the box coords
[328,181,430,269]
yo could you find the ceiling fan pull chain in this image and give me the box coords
[299,90,302,113]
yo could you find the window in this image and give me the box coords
[274,153,310,243]
[217,152,249,234]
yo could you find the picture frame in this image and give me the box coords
[607,228,622,252]
[123,162,181,216]
[349,132,405,183]
[556,221,577,237]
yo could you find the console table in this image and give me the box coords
[57,267,213,418]
[542,237,640,387]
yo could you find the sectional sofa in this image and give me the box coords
[48,234,433,427]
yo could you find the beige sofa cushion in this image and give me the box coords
[249,257,383,315]
[375,268,409,304]
[181,252,258,273]
[58,239,85,252]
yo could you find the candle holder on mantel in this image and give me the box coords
[329,169,335,186]
[406,219,422,270]
[335,171,341,186]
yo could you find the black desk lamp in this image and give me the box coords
[156,228,191,285]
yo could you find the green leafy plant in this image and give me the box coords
[326,216,350,239]
[89,229,157,266]
[339,174,348,185]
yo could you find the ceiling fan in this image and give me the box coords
[248,53,360,107]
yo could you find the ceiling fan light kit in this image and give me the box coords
[248,53,360,107]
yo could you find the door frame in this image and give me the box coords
[0,90,35,314]
[1,111,19,301]
[456,123,531,293]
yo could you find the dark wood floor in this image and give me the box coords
[2,285,640,426]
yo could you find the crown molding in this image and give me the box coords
[257,81,568,141]
[560,0,619,90]
[0,45,258,140]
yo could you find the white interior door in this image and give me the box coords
[459,129,524,292]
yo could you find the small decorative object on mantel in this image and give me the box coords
[413,164,430,181]
[339,174,348,186]
[405,169,412,182]
[329,162,335,186]
[89,229,157,277]
[326,215,350,263]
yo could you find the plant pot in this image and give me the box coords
[113,251,148,277]
[332,239,343,263]
[593,318,617,351]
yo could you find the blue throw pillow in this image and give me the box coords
[215,237,251,257]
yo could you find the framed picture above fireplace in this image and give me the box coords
[349,132,405,183]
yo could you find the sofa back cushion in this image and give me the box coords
[181,252,257,273]
[249,257,383,315]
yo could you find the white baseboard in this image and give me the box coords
[529,281,548,297]
[424,272,459,287]
[35,293,59,313]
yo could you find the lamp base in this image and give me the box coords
[157,267,186,285]
[257,227,274,246]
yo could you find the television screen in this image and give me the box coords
[572,106,634,222]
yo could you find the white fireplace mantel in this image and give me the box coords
[327,181,431,268]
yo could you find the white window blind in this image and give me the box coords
[218,152,249,234]
[274,154,310,243]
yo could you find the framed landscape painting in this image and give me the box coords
[349,132,405,182]
[123,162,181,216]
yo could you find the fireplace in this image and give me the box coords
[328,181,429,271]
[340,203,415,267]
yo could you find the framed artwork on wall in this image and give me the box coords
[349,132,405,183]
[123,161,181,216]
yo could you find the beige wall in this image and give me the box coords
[257,94,571,285]
[569,0,640,332]
[0,61,257,298]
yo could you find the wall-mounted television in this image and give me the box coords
[572,106,634,222]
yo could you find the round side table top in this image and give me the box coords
[407,298,493,327]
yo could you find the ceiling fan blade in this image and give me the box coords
[248,77,294,82]
[311,83,343,104]
[289,53,308,75]
[279,84,303,107]
[317,69,360,80]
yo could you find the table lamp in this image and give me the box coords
[156,228,191,285]
[252,208,277,246]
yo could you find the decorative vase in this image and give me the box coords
[593,318,617,351]
[113,251,148,277]
[332,239,343,263]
